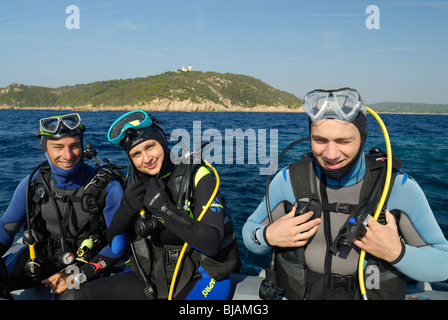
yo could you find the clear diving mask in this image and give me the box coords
[39,113,83,136]
[302,87,366,123]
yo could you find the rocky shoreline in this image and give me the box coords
[0,98,304,113]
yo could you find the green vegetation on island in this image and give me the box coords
[0,71,302,110]
[1,71,446,113]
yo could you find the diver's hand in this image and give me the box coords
[265,207,321,248]
[143,178,188,226]
[107,181,146,242]
[353,209,403,262]
[42,272,72,294]
[122,181,146,213]
[143,178,167,212]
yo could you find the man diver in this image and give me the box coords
[0,113,125,298]
[243,87,448,300]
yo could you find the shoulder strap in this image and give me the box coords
[362,149,401,225]
[166,163,190,211]
[359,148,401,215]
[28,164,53,227]
[33,165,84,204]
[168,162,211,211]
[288,153,321,219]
[81,164,127,240]
[194,166,211,188]
[289,153,314,200]
[81,164,126,213]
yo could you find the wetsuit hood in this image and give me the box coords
[44,152,90,189]
[125,126,174,181]
[314,152,366,187]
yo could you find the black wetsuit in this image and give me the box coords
[67,160,239,300]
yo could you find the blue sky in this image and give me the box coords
[1,0,447,104]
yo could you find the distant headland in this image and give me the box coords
[1,70,447,114]
[0,70,303,113]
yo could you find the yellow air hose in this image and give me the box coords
[358,107,393,300]
[168,160,220,300]
[29,243,36,260]
[25,243,41,277]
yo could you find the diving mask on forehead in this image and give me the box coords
[303,87,366,123]
[107,110,156,147]
[39,113,83,136]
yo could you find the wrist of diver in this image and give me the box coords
[388,240,406,265]
[263,225,272,247]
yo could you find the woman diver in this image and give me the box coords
[68,110,240,300]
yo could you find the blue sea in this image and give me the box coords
[1,109,447,276]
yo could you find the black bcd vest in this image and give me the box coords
[26,162,126,268]
[129,162,241,299]
[267,148,407,300]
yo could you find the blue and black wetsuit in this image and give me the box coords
[0,154,124,291]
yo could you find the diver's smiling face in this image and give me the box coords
[46,136,82,170]
[310,119,361,171]
[129,139,165,176]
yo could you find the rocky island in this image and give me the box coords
[0,71,304,113]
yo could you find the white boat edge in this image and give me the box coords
[3,241,448,300]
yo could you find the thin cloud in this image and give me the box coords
[110,19,147,31]
[0,35,46,42]
[369,46,430,53]
[388,2,448,9]
[335,46,432,57]
[58,41,166,58]
[249,13,365,24]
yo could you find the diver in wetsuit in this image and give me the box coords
[243,87,448,300]
[69,110,240,300]
[0,113,125,297]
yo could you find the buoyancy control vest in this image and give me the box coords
[270,148,407,300]
[26,162,126,269]
[129,162,241,300]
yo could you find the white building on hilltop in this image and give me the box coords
[179,64,193,72]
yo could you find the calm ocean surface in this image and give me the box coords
[1,109,447,275]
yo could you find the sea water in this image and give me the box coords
[0,109,447,275]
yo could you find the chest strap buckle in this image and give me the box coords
[163,249,180,265]
[335,202,351,214]
[328,273,355,292]
[53,192,68,202]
